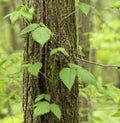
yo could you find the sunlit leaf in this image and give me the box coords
[50,104,61,120]
[59,68,76,90]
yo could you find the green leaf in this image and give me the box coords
[76,67,97,86]
[50,47,69,57]
[78,2,91,15]
[59,68,76,90]
[91,7,101,18]
[44,94,51,102]
[28,62,42,77]
[50,104,61,120]
[68,63,80,70]
[19,23,39,36]
[32,27,52,46]
[19,6,33,22]
[33,101,50,118]
[10,11,21,24]
[112,111,120,117]
[35,94,50,102]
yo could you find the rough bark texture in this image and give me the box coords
[23,0,79,123]
[76,0,91,122]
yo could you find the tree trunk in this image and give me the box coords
[23,0,79,123]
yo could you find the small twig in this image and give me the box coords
[79,58,120,68]
[60,8,79,24]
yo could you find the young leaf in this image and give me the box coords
[76,67,97,86]
[28,62,42,77]
[59,68,76,90]
[32,27,52,46]
[50,47,69,57]
[10,12,21,24]
[35,94,51,102]
[78,2,91,15]
[68,63,80,70]
[33,101,50,118]
[19,23,39,36]
[50,104,61,120]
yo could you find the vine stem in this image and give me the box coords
[60,8,79,24]
[39,71,53,83]
[79,58,120,69]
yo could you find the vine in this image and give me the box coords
[5,1,104,120]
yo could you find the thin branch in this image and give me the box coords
[79,58,120,68]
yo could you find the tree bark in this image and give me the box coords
[23,0,79,123]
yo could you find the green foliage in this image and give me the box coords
[19,23,39,36]
[34,101,50,117]
[50,47,69,57]
[32,26,52,46]
[5,5,34,23]
[110,1,120,9]
[77,1,91,15]
[59,63,97,90]
[59,68,76,90]
[33,94,61,120]
[28,62,42,77]
[50,104,61,120]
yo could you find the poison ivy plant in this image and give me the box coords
[59,63,97,90]
[5,5,34,23]
[33,94,61,120]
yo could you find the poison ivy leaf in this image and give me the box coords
[59,68,76,90]
[33,101,50,118]
[44,94,51,102]
[32,27,52,46]
[78,2,91,15]
[21,10,33,22]
[35,94,50,102]
[28,62,42,77]
[76,67,97,86]
[50,104,61,120]
[10,11,21,24]
[68,63,80,70]
[50,47,69,57]
[19,23,39,36]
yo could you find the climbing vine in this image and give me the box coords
[6,1,98,120]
